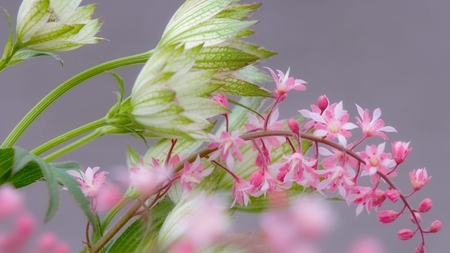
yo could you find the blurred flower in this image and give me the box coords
[16,0,102,52]
[67,166,107,198]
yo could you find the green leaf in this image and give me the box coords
[1,8,14,59]
[212,75,271,97]
[194,46,259,72]
[106,72,125,118]
[7,162,42,187]
[214,3,261,20]
[107,218,145,253]
[234,65,272,84]
[53,168,96,226]
[9,50,63,67]
[226,40,277,60]
[234,29,254,39]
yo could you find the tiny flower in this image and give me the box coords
[385,189,400,203]
[211,94,229,110]
[287,118,299,134]
[377,210,399,224]
[359,143,395,181]
[67,167,107,198]
[397,228,415,240]
[208,130,245,170]
[409,212,422,224]
[245,109,284,148]
[418,198,432,213]
[265,67,306,101]
[249,166,280,197]
[231,178,253,207]
[96,183,123,213]
[391,141,412,164]
[355,104,397,139]
[304,101,358,146]
[317,95,329,112]
[16,0,102,52]
[128,157,173,196]
[428,220,442,233]
[0,185,24,219]
[180,156,213,196]
[409,168,431,191]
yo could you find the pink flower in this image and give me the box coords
[302,101,357,146]
[418,198,432,213]
[409,168,431,191]
[391,141,412,164]
[208,130,245,170]
[355,104,397,139]
[316,165,355,198]
[384,189,400,203]
[317,95,329,112]
[96,183,123,213]
[271,152,316,189]
[67,167,107,198]
[347,237,385,253]
[0,185,23,219]
[319,146,358,170]
[231,178,253,207]
[377,210,399,224]
[265,67,306,101]
[397,228,415,240]
[346,186,384,215]
[180,156,213,196]
[359,143,395,182]
[249,166,280,197]
[245,109,284,149]
[129,157,173,196]
[211,93,228,109]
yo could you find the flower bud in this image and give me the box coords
[397,228,415,240]
[377,210,399,224]
[409,212,422,224]
[414,244,425,253]
[385,189,400,203]
[288,118,299,134]
[317,95,329,112]
[371,189,386,208]
[428,220,442,233]
[391,141,411,164]
[16,0,102,52]
[418,198,432,213]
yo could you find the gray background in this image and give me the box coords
[0,0,448,252]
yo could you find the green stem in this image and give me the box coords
[31,118,108,156]
[1,51,153,148]
[44,129,104,162]
[101,197,130,231]
[0,44,21,72]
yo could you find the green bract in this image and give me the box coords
[16,0,102,52]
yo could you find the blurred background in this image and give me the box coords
[0,0,448,252]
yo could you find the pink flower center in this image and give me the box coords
[328,121,340,134]
[369,156,380,167]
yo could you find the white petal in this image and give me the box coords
[372,108,382,121]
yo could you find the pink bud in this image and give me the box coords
[391,141,411,164]
[428,220,442,233]
[54,242,70,253]
[397,229,415,240]
[317,95,329,112]
[211,94,228,109]
[287,118,299,133]
[377,210,398,224]
[385,189,400,203]
[409,212,422,224]
[414,244,425,253]
[16,212,35,238]
[371,189,386,208]
[418,198,432,213]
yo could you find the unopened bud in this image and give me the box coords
[409,212,422,224]
[288,118,300,134]
[418,198,432,213]
[377,210,399,224]
[397,228,415,240]
[317,95,329,112]
[385,189,400,203]
[414,244,425,253]
[428,220,442,233]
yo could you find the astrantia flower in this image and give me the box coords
[208,130,245,170]
[355,104,396,139]
[67,167,107,198]
[265,67,306,101]
[16,0,102,52]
